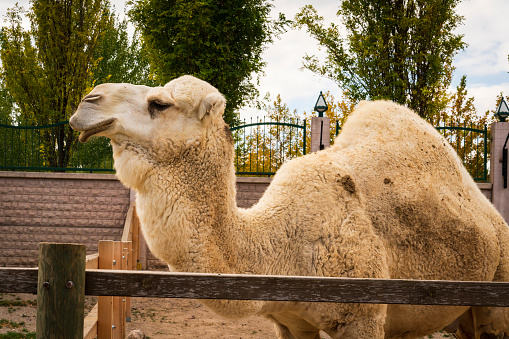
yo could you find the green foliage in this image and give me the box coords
[128,0,288,126]
[0,332,36,339]
[435,75,492,181]
[0,1,153,171]
[92,17,156,86]
[0,0,111,168]
[0,80,15,124]
[295,0,466,120]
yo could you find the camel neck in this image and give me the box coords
[135,133,242,273]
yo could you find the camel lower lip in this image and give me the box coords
[78,118,116,143]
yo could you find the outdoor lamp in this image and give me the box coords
[314,91,328,118]
[495,97,509,122]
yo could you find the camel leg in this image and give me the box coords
[471,306,509,339]
[266,314,321,339]
[444,308,475,339]
[321,318,385,339]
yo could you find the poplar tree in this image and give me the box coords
[295,0,466,121]
[0,0,110,168]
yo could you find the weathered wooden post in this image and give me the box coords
[36,243,86,339]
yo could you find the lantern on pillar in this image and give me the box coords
[495,97,509,122]
[314,91,328,118]
[313,92,329,150]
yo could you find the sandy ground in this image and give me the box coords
[1,293,455,339]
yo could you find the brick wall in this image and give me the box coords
[236,177,272,208]
[0,172,130,267]
[0,171,492,269]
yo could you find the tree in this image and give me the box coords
[0,1,154,170]
[0,1,110,168]
[295,0,466,121]
[92,18,156,86]
[128,0,288,126]
[436,75,493,180]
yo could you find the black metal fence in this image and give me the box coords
[436,125,488,182]
[0,121,114,172]
[0,120,489,181]
[231,117,307,176]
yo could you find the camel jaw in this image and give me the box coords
[71,117,117,143]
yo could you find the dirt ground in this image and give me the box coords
[1,293,456,339]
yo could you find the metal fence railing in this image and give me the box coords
[231,118,307,176]
[0,120,489,181]
[0,121,114,172]
[436,125,488,182]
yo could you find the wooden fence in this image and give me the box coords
[1,204,509,337]
[82,201,142,339]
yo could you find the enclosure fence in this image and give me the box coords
[436,124,488,182]
[0,121,114,172]
[1,242,509,338]
[231,117,307,176]
[0,120,489,181]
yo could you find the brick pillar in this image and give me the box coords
[491,121,509,222]
[310,117,330,153]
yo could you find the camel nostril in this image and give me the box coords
[82,94,102,102]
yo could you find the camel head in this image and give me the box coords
[70,75,227,189]
[70,75,226,151]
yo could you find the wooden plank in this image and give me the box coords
[137,224,147,270]
[37,243,86,339]
[83,303,98,339]
[121,204,135,242]
[124,242,133,322]
[0,267,38,294]
[131,205,140,270]
[86,253,99,270]
[3,267,509,307]
[85,270,509,307]
[98,240,114,339]
[112,242,125,339]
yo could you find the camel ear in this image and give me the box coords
[198,92,226,120]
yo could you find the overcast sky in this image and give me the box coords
[1,0,508,121]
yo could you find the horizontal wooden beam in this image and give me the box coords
[0,268,38,294]
[85,270,509,307]
[2,268,509,307]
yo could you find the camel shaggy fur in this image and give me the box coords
[70,75,509,339]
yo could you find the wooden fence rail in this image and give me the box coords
[2,267,509,308]
[2,244,509,338]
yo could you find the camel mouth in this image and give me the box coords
[78,118,116,143]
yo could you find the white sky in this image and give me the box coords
[1,0,508,120]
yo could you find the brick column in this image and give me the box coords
[491,121,509,222]
[310,117,330,153]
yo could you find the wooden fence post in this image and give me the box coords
[36,243,86,339]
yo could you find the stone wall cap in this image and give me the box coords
[0,171,119,181]
[236,176,273,184]
[477,182,492,189]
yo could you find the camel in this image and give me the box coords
[69,75,509,339]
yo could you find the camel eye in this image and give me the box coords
[148,100,173,118]
[149,101,172,111]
